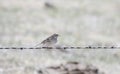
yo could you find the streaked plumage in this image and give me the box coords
[36,34,59,47]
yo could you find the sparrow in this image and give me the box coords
[36,34,59,47]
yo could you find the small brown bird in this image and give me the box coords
[36,34,59,47]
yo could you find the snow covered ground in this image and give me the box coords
[0,49,120,74]
[0,0,120,74]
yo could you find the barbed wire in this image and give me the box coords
[0,46,119,49]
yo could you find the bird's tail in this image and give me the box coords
[34,43,42,47]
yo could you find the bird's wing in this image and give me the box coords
[41,37,51,44]
[34,38,51,47]
[35,35,53,47]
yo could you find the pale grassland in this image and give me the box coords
[0,0,120,74]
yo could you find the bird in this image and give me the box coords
[35,34,59,47]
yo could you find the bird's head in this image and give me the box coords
[54,34,59,36]
[52,34,59,38]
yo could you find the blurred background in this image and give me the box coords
[0,0,120,46]
[0,0,120,74]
